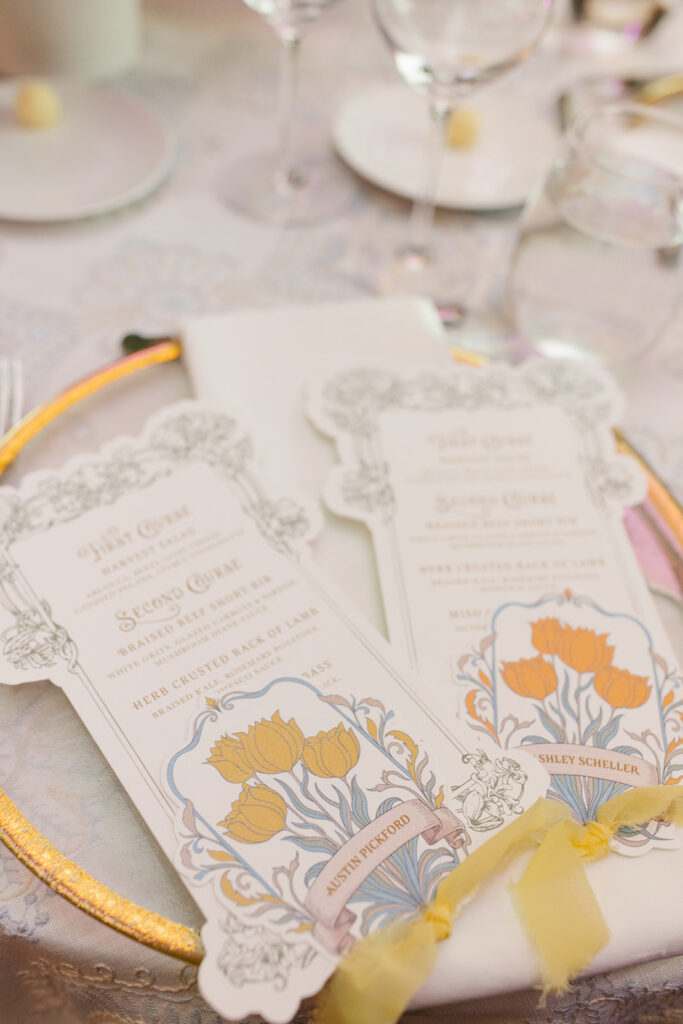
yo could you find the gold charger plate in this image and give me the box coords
[0,341,682,968]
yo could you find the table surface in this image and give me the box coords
[1,2,683,1022]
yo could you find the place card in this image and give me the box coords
[0,401,547,1023]
[309,360,682,845]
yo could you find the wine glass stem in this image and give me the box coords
[274,33,305,194]
[404,99,450,267]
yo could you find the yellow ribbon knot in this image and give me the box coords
[423,900,452,940]
[570,819,614,861]
[314,785,683,1024]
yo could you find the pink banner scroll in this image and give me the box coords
[304,798,468,954]
[517,744,658,787]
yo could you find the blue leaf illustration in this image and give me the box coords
[614,744,644,757]
[329,784,352,832]
[595,716,621,748]
[560,673,579,724]
[351,875,417,910]
[534,704,563,742]
[548,774,586,820]
[361,900,415,935]
[305,861,326,887]
[351,776,370,825]
[275,777,329,820]
[581,708,603,745]
[377,797,402,815]
[589,780,627,821]
[289,818,328,836]
[282,835,338,855]
[418,847,458,894]
[384,837,424,904]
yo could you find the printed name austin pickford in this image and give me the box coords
[325,814,411,897]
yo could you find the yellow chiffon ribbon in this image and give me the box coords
[313,785,683,1024]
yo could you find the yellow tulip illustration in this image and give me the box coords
[530,617,564,656]
[594,666,651,709]
[239,710,305,774]
[219,783,287,844]
[501,655,558,700]
[556,626,614,674]
[302,723,361,778]
[206,733,252,783]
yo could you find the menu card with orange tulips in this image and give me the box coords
[310,359,683,849]
[0,400,548,1023]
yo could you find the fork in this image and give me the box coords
[0,358,24,437]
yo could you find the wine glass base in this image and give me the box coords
[377,245,467,322]
[216,150,359,226]
[523,333,651,369]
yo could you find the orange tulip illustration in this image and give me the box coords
[594,666,651,709]
[206,732,252,783]
[219,783,287,844]
[530,617,565,656]
[239,710,305,774]
[302,723,361,778]
[501,655,558,700]
[556,627,614,674]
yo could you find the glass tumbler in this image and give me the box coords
[508,103,683,366]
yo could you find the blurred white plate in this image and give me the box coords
[333,84,559,211]
[0,81,174,222]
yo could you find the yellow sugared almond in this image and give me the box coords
[14,80,62,130]
[445,107,480,149]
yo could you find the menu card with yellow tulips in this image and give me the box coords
[0,400,549,1023]
[310,359,683,850]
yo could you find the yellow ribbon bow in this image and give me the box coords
[313,785,683,1024]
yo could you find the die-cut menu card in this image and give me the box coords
[0,402,547,1024]
[308,359,683,853]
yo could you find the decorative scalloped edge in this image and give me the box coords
[0,340,680,966]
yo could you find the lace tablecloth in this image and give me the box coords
[1,1,683,1022]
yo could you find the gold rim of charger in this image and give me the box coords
[0,340,681,967]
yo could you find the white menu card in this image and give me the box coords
[0,401,547,1023]
[309,360,683,851]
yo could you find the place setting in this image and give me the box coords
[0,1,682,1024]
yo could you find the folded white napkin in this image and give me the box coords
[182,296,450,630]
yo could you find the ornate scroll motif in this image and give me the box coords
[315,362,643,526]
[0,404,314,676]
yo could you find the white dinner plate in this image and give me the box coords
[0,81,175,222]
[333,84,559,211]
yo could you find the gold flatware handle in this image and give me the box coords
[633,73,683,106]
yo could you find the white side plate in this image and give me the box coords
[333,83,559,211]
[0,81,175,222]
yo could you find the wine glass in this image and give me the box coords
[508,103,683,366]
[220,0,356,225]
[369,0,554,303]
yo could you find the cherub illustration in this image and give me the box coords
[450,751,527,830]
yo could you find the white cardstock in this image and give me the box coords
[309,360,683,852]
[0,402,548,1024]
